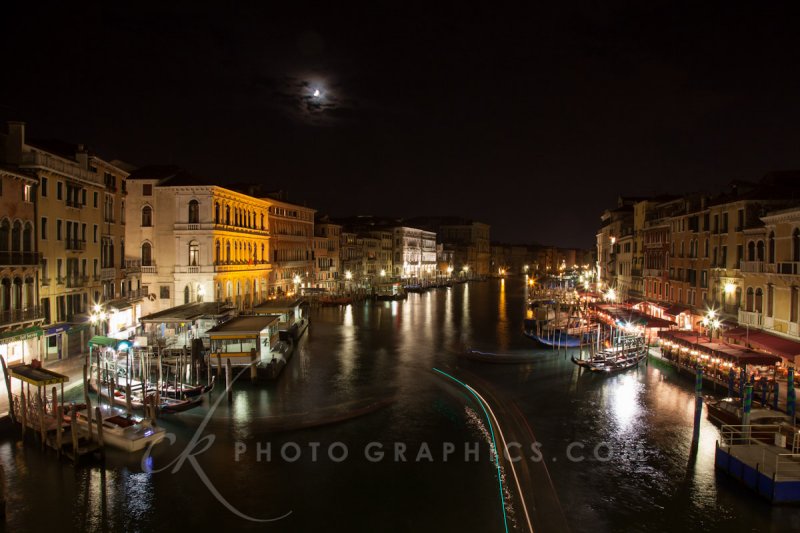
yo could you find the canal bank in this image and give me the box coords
[0,278,799,531]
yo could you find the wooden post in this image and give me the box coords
[83,364,90,410]
[0,356,14,424]
[20,390,27,439]
[96,356,102,406]
[94,406,104,449]
[126,383,133,415]
[55,405,63,455]
[35,390,46,450]
[226,358,232,402]
[51,386,58,417]
[70,402,79,463]
[216,352,222,378]
[250,349,258,383]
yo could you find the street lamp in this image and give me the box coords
[605,288,617,303]
[447,265,453,278]
[90,303,108,335]
[701,309,721,341]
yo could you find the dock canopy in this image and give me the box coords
[252,298,305,315]
[206,315,280,338]
[88,336,132,351]
[658,330,781,366]
[722,327,800,363]
[9,363,69,386]
[139,301,235,323]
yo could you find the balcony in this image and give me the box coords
[65,276,85,288]
[213,260,270,273]
[0,306,44,326]
[125,288,147,300]
[0,251,41,266]
[738,309,762,328]
[643,268,665,277]
[65,239,86,251]
[774,261,800,275]
[141,264,157,274]
[101,267,116,280]
[20,150,94,182]
[66,199,83,208]
[173,222,269,237]
[124,259,141,273]
[739,260,765,273]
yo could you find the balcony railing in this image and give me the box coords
[643,268,665,277]
[739,260,765,273]
[66,199,83,208]
[738,309,762,327]
[101,267,116,280]
[0,251,41,266]
[124,259,141,272]
[141,264,157,274]
[0,306,44,326]
[775,261,800,275]
[125,288,147,300]
[65,239,86,251]
[174,222,269,236]
[65,276,85,288]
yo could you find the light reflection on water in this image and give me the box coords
[2,278,799,532]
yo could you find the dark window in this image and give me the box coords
[143,184,152,196]
[41,177,48,197]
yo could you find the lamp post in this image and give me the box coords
[90,303,108,336]
[462,265,469,280]
[293,274,302,296]
[701,309,720,341]
[345,270,353,294]
[447,265,453,279]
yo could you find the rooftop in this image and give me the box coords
[140,302,235,322]
[206,315,280,335]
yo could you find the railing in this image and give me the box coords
[174,222,269,236]
[66,199,82,208]
[124,259,141,272]
[720,424,800,478]
[0,306,43,326]
[643,268,664,277]
[739,260,765,273]
[125,288,147,300]
[775,261,800,275]
[101,267,116,280]
[20,150,95,182]
[141,265,157,274]
[104,217,116,224]
[65,239,86,251]
[66,276,85,288]
[738,309,762,327]
[0,251,41,266]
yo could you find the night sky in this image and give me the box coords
[3,2,800,248]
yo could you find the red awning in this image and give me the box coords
[742,331,800,360]
[664,304,692,317]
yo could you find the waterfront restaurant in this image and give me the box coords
[658,329,781,384]
[206,315,280,368]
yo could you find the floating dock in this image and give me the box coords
[715,424,800,503]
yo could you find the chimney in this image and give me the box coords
[76,143,89,169]
[5,121,25,165]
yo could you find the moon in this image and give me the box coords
[313,89,320,98]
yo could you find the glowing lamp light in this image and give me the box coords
[93,304,101,313]
[605,288,617,302]
[293,275,302,285]
[197,285,206,296]
[345,271,353,280]
[380,269,386,277]
[724,282,736,294]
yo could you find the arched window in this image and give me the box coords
[215,240,221,264]
[22,223,32,252]
[214,202,220,224]
[756,240,764,261]
[260,243,264,263]
[188,200,199,223]
[141,242,152,266]
[225,205,230,225]
[11,221,21,252]
[184,285,190,304]
[260,213,264,230]
[768,232,775,263]
[225,241,231,263]
[755,287,763,313]
[747,241,755,261]
[189,240,199,266]
[142,206,153,227]
[0,220,9,252]
[746,287,754,312]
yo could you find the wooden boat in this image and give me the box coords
[91,374,203,414]
[571,335,648,373]
[74,404,166,452]
[159,377,215,399]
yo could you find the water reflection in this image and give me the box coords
[497,279,509,351]
[608,373,642,433]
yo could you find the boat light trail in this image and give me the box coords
[433,368,511,533]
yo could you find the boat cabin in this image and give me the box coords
[206,315,281,368]
[139,302,236,351]
[252,298,308,339]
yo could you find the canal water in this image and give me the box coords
[2,277,800,532]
